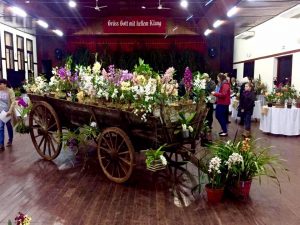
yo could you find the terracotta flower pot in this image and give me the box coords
[238,180,252,198]
[228,180,252,199]
[205,184,224,204]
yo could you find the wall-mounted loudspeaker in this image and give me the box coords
[55,48,63,60]
[208,47,217,58]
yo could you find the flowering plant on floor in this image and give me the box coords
[145,144,167,168]
[209,138,288,191]
[7,212,31,225]
[15,98,31,134]
[206,156,226,189]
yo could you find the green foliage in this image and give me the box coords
[133,58,157,78]
[7,220,12,225]
[145,144,166,167]
[209,138,289,192]
[174,112,196,135]
[62,122,99,150]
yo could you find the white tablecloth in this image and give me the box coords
[231,100,261,120]
[259,107,300,136]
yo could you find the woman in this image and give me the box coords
[211,73,231,136]
[0,79,16,150]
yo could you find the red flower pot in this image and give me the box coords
[205,184,224,204]
[238,180,252,198]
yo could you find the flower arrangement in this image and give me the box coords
[207,156,225,188]
[23,76,48,94]
[192,72,206,102]
[264,92,275,103]
[253,75,267,95]
[208,138,288,191]
[62,121,99,152]
[183,67,193,98]
[145,144,167,171]
[7,212,31,225]
[174,112,195,138]
[14,97,31,134]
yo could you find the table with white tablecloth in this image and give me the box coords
[231,100,262,120]
[259,107,300,136]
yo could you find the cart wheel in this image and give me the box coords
[97,127,135,183]
[29,101,62,160]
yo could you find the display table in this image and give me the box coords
[231,100,261,120]
[259,107,300,136]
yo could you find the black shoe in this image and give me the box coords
[227,121,231,124]
[6,142,12,147]
[0,144,5,151]
[219,132,228,137]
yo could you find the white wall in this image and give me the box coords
[233,5,300,91]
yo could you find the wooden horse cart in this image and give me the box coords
[28,94,207,183]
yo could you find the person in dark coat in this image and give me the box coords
[212,73,231,137]
[239,82,256,137]
[203,73,216,130]
[238,76,249,125]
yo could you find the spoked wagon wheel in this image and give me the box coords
[29,101,62,160]
[97,127,135,183]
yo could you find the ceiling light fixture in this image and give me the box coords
[141,6,146,9]
[186,15,193,21]
[37,20,49,28]
[173,26,178,31]
[68,0,77,8]
[10,6,27,17]
[213,20,223,28]
[205,0,213,7]
[53,29,64,37]
[227,6,238,17]
[180,0,188,9]
[204,29,212,36]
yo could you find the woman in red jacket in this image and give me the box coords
[211,73,231,136]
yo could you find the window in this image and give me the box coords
[26,39,34,75]
[5,32,14,70]
[243,61,255,79]
[17,36,25,71]
[277,55,292,85]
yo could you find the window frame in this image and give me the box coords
[17,35,25,71]
[4,31,14,70]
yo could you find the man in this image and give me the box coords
[203,73,216,130]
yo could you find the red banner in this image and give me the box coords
[103,16,166,34]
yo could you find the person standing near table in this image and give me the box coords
[239,82,255,137]
[0,79,16,150]
[211,73,231,137]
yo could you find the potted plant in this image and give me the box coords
[174,112,195,138]
[14,97,31,134]
[145,144,167,172]
[209,138,288,199]
[205,156,226,203]
[264,92,275,107]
